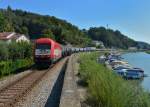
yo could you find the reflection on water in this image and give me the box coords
[122,52,150,91]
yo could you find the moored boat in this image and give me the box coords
[115,68,144,79]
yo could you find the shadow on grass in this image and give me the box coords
[14,64,35,74]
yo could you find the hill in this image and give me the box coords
[84,27,150,49]
[136,41,150,49]
[85,27,138,49]
[0,7,90,46]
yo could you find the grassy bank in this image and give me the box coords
[0,58,33,77]
[79,52,150,107]
[145,50,150,54]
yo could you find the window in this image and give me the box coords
[35,44,51,55]
[36,44,51,49]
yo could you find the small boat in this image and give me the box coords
[113,65,132,70]
[98,55,106,63]
[125,69,144,79]
[114,69,127,77]
[110,60,128,67]
[115,68,144,79]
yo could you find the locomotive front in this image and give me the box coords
[34,38,52,65]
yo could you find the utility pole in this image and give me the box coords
[106,24,109,29]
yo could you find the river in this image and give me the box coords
[122,52,150,91]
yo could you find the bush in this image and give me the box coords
[0,41,32,61]
[0,41,9,60]
[79,52,150,107]
[0,41,33,77]
[0,58,33,76]
[8,41,33,60]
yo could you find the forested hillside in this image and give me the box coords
[0,7,150,49]
[0,7,90,46]
[85,27,138,49]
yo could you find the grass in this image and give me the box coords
[78,52,150,107]
[145,50,150,54]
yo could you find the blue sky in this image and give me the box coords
[0,0,150,43]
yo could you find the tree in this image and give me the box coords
[87,27,137,49]
[7,5,12,12]
[20,26,29,35]
[0,41,9,60]
[0,13,5,32]
[0,11,14,32]
[3,22,14,32]
[42,29,55,39]
[51,26,62,42]
[0,8,90,46]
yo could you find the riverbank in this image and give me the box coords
[78,52,150,107]
[145,50,150,54]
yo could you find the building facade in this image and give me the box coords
[0,32,30,43]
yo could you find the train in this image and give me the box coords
[34,38,96,65]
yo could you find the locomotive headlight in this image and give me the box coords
[46,50,50,54]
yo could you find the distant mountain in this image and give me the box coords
[136,41,150,49]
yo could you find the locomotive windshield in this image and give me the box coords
[36,44,51,49]
[35,44,51,55]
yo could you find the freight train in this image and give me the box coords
[34,38,96,65]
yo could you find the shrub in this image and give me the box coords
[0,41,9,60]
[0,58,33,76]
[0,41,33,78]
[8,41,33,60]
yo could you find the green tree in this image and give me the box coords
[0,41,9,60]
[20,26,29,35]
[0,13,5,32]
[0,8,91,46]
[88,27,137,49]
[42,29,55,39]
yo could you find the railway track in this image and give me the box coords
[0,58,68,107]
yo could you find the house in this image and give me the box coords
[128,47,137,51]
[92,40,105,48]
[0,32,30,43]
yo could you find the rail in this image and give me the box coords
[0,58,68,107]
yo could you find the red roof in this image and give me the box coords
[0,32,13,40]
[0,32,23,40]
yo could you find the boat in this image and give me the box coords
[114,69,127,77]
[105,52,145,79]
[125,69,144,79]
[110,60,128,68]
[114,68,144,79]
[113,65,132,70]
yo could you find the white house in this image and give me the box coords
[0,32,30,43]
[128,47,137,51]
[92,40,105,48]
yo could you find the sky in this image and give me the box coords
[0,0,150,43]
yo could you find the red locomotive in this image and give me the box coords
[34,38,62,65]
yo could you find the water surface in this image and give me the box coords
[122,52,150,91]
